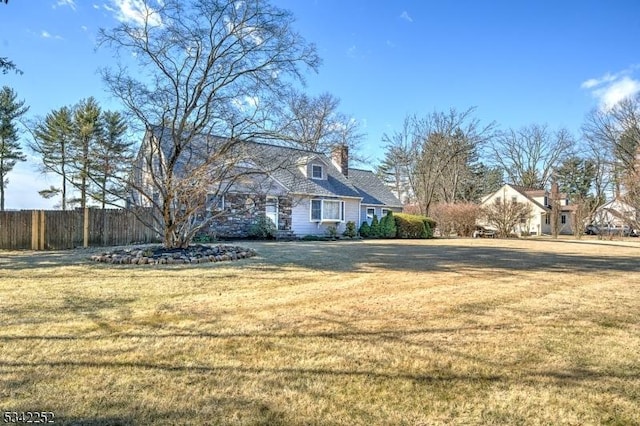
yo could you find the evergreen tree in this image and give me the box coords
[370,214,380,237]
[555,156,597,199]
[72,97,102,209]
[380,210,397,238]
[31,106,74,209]
[89,110,131,209]
[0,86,28,210]
[358,221,371,238]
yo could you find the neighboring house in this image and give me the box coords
[479,183,574,236]
[592,198,639,230]
[130,128,402,238]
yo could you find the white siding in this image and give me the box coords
[291,196,360,236]
[481,184,546,235]
[359,205,402,225]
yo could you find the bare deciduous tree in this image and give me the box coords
[98,0,319,248]
[383,108,496,215]
[482,198,533,238]
[276,91,365,160]
[430,202,482,237]
[582,94,640,200]
[379,117,417,204]
[490,124,575,189]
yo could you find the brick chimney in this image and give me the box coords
[331,144,349,177]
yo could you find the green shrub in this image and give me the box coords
[421,218,433,239]
[370,214,380,238]
[326,224,338,239]
[193,233,213,243]
[359,221,371,238]
[394,213,435,239]
[343,221,357,238]
[380,211,397,238]
[248,215,276,239]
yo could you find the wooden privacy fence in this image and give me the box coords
[0,208,159,250]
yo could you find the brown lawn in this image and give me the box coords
[0,238,639,425]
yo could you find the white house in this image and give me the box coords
[480,184,574,236]
[592,198,639,231]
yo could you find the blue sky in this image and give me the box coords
[2,0,640,209]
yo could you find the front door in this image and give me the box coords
[265,196,279,229]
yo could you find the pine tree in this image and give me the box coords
[31,106,74,210]
[370,214,380,238]
[358,221,371,238]
[72,97,102,209]
[89,110,131,209]
[381,211,397,238]
[0,86,28,210]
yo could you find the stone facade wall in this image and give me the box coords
[204,193,292,239]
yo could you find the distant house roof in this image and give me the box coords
[486,183,575,213]
[348,168,403,207]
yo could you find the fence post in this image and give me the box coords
[39,210,45,250]
[31,210,38,250]
[31,210,45,250]
[83,207,89,248]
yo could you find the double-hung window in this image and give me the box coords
[310,199,344,222]
[366,208,375,221]
[311,164,323,179]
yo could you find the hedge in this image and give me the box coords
[394,213,436,239]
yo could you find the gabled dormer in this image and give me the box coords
[298,155,329,180]
[310,163,325,180]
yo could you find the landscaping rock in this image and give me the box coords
[90,244,257,266]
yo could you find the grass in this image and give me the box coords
[1,237,639,425]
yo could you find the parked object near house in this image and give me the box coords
[585,224,599,235]
[472,225,496,238]
[130,128,402,239]
[478,183,575,236]
[585,224,636,237]
[592,198,639,234]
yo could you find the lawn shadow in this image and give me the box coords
[1,239,638,276]
[246,240,640,274]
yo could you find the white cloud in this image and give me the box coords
[232,95,260,112]
[595,77,640,110]
[110,0,162,27]
[53,0,76,10]
[41,30,63,40]
[400,11,413,23]
[582,67,640,110]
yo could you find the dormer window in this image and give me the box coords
[311,164,323,179]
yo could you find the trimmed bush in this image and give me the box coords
[380,211,397,238]
[343,221,357,238]
[359,221,371,238]
[394,213,436,239]
[248,215,276,239]
[370,214,381,238]
[325,224,338,239]
[421,218,433,239]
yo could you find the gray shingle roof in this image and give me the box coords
[145,127,399,204]
[347,168,403,207]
